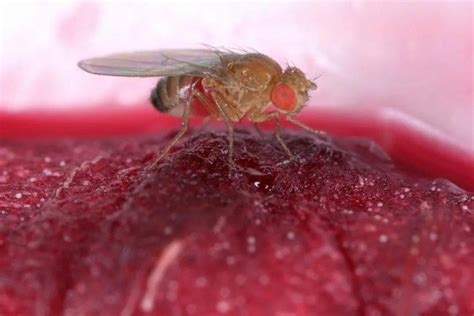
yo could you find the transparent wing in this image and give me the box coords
[78,49,227,77]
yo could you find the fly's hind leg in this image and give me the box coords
[148,99,192,170]
[250,111,295,160]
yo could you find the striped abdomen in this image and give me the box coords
[150,75,219,118]
[150,76,195,114]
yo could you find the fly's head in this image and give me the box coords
[271,67,317,115]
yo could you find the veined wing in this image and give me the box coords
[78,49,229,77]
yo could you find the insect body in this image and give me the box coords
[78,48,322,167]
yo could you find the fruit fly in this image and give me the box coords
[78,48,323,167]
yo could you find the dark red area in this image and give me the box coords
[0,129,473,315]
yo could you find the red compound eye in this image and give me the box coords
[271,83,297,111]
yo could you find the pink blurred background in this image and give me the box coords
[0,1,473,187]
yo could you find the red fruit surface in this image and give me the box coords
[0,129,473,316]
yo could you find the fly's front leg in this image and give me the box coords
[250,111,295,160]
[286,115,326,136]
[148,97,192,170]
[253,122,265,138]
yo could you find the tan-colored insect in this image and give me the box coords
[78,48,323,167]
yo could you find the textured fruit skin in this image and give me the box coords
[0,129,473,316]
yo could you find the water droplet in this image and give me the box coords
[216,300,230,313]
[378,234,388,243]
[287,231,295,240]
[194,276,208,288]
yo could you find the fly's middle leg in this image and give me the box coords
[148,98,192,170]
[286,115,326,136]
[249,111,295,160]
[192,90,236,167]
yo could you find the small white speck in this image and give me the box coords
[15,193,22,199]
[43,169,53,176]
[216,300,230,313]
[403,187,410,192]
[342,209,354,215]
[448,304,459,315]
[461,205,469,211]
[413,272,427,285]
[44,157,51,163]
[429,232,438,241]
[82,180,90,186]
[255,219,261,225]
[29,177,37,183]
[399,194,405,199]
[59,161,66,167]
[287,231,295,240]
[163,226,173,235]
[379,234,389,243]
[247,236,256,244]
[377,202,383,207]
[431,186,437,191]
[194,276,208,288]
[226,256,236,266]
